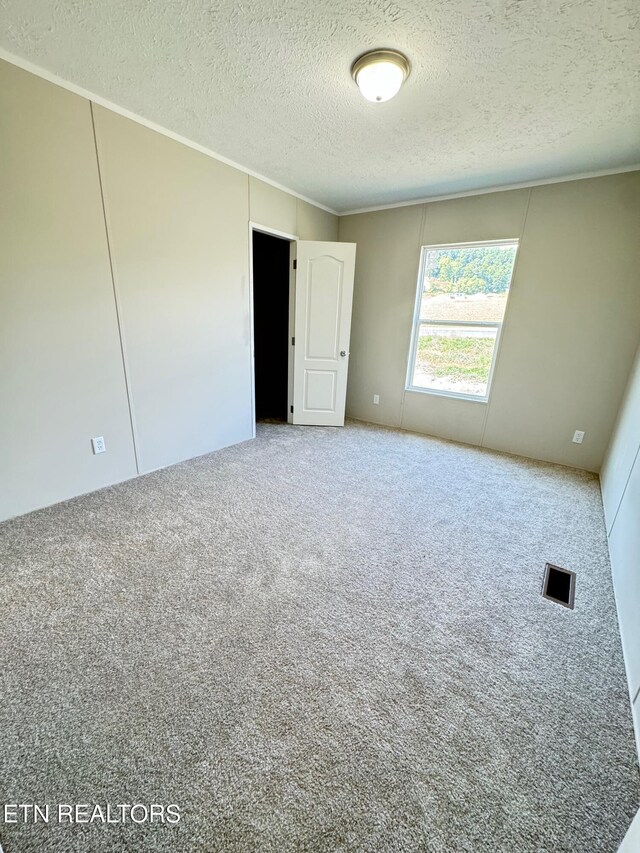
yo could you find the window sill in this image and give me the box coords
[405,386,490,404]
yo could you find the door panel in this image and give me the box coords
[304,370,337,411]
[306,256,343,359]
[293,241,356,426]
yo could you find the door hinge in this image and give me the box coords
[293,259,297,269]
[290,405,294,414]
[291,336,295,346]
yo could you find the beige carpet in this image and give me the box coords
[0,421,637,852]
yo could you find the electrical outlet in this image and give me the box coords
[91,436,106,454]
[572,430,585,445]
[373,394,380,405]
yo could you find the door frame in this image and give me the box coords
[248,222,297,437]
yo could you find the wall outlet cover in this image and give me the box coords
[572,430,585,444]
[91,436,106,454]
[373,394,380,405]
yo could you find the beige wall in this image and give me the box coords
[0,59,337,521]
[602,346,640,532]
[339,173,640,472]
[93,106,253,473]
[601,344,640,757]
[0,60,137,521]
[249,177,338,241]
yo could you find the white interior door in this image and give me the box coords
[292,241,356,426]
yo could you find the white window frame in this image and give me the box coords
[405,239,519,403]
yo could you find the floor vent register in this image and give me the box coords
[542,563,576,609]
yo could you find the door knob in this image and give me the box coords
[340,350,348,357]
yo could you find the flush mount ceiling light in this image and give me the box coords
[351,49,411,103]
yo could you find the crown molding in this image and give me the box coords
[2,47,638,220]
[339,164,640,216]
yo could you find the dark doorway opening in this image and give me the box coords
[252,230,291,421]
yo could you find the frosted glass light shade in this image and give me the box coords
[351,50,410,103]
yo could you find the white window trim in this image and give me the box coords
[405,239,519,403]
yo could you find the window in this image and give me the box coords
[406,240,518,401]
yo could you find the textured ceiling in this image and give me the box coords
[1,0,639,212]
